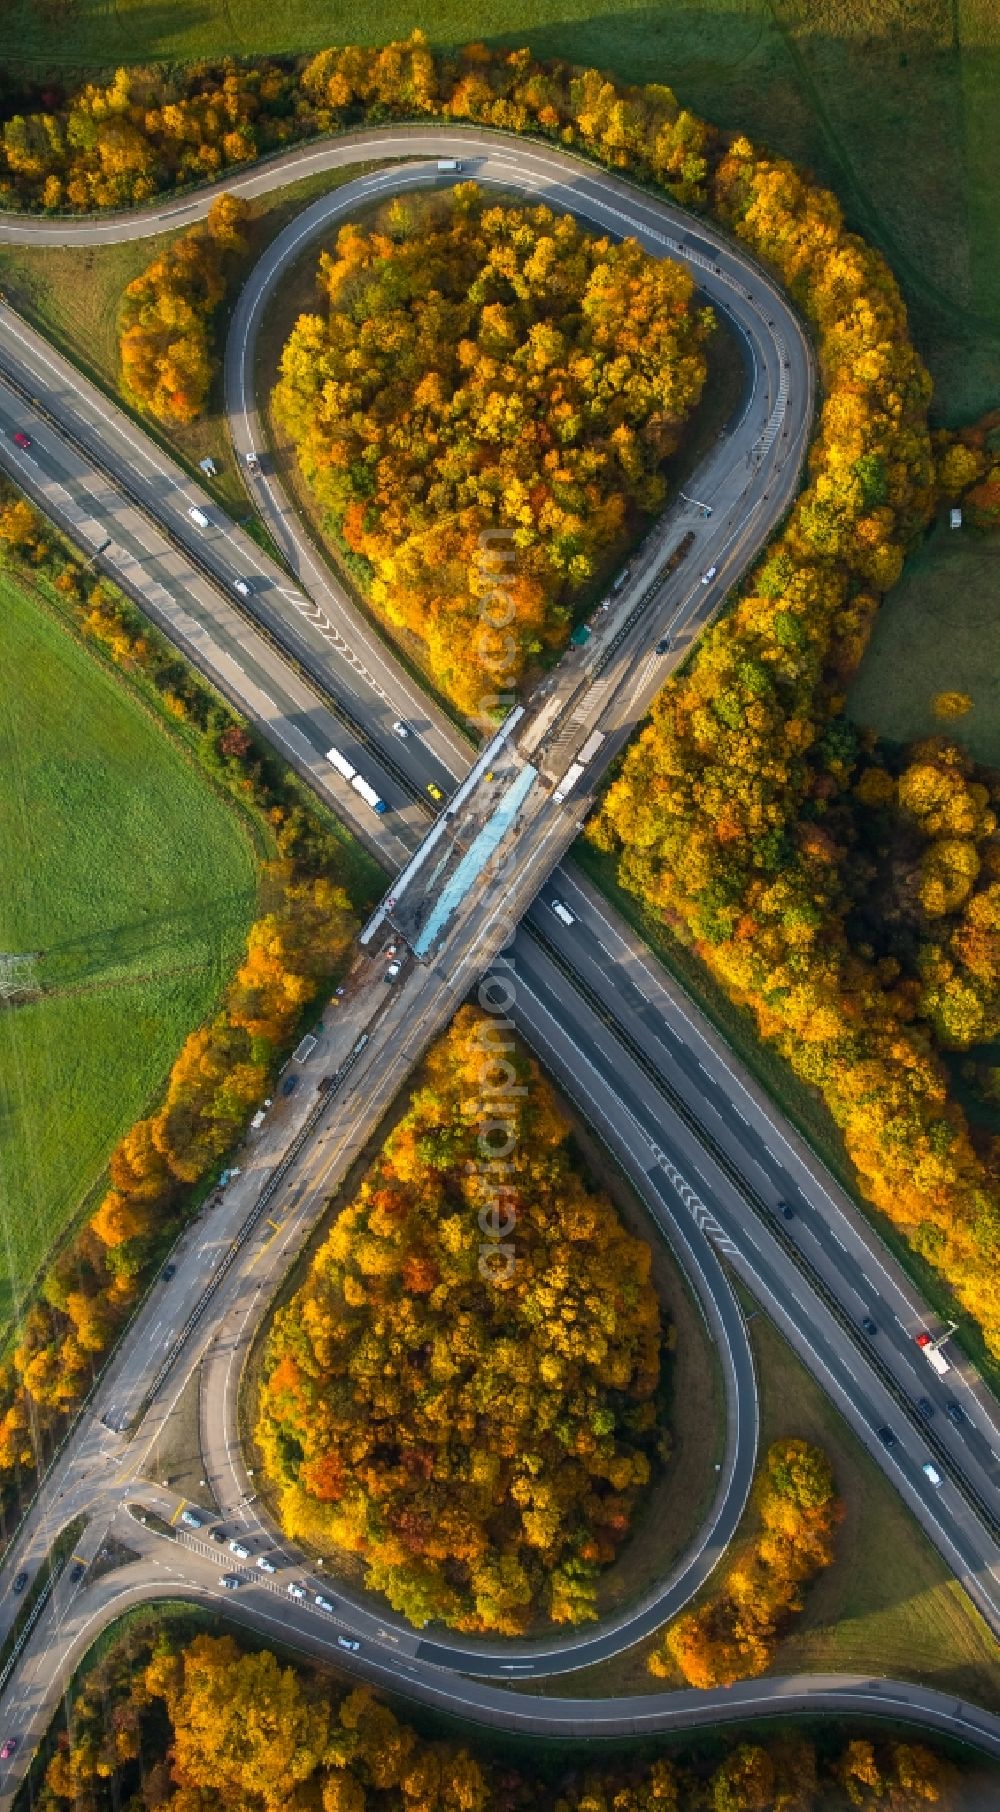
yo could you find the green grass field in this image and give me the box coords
[848,519,1000,767]
[2,1,998,423]
[0,573,258,1327]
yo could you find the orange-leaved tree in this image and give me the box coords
[256,1006,663,1633]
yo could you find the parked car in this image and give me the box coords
[11,430,30,450]
[228,1540,250,1559]
[11,1574,28,1595]
[281,1075,298,1097]
[210,1528,227,1544]
[861,1317,878,1337]
[179,1509,204,1530]
[0,1737,18,1760]
[256,1555,277,1574]
[161,1263,176,1281]
[876,1425,897,1448]
[69,1563,85,1584]
[287,1582,307,1601]
[219,1574,242,1590]
[384,961,402,982]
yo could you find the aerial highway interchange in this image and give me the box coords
[1,126,999,1801]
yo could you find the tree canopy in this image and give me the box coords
[273,187,712,712]
[37,1621,962,1812]
[591,129,1000,1358]
[119,193,249,422]
[650,1438,842,1687]
[256,1007,663,1631]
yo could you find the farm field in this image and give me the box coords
[0,573,258,1327]
[1,2,997,423]
[848,520,1000,769]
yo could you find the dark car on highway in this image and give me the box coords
[69,1562,86,1584]
[946,1401,966,1427]
[916,1396,935,1420]
[861,1317,878,1337]
[11,1573,27,1595]
[876,1425,897,1448]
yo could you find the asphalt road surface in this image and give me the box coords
[1,128,998,1797]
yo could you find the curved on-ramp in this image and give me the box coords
[1,124,997,1789]
[1,1549,1000,1812]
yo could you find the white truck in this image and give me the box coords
[915,1331,951,1376]
[324,748,388,815]
[553,761,585,804]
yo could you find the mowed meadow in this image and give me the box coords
[0,575,258,1326]
[1,0,997,419]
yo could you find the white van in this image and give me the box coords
[187,506,210,530]
[550,898,576,928]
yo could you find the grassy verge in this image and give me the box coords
[1,4,997,423]
[256,194,747,726]
[848,517,1000,768]
[252,189,480,738]
[551,1101,726,1621]
[571,836,1000,1402]
[0,569,258,1323]
[237,1032,726,1631]
[528,1294,1000,1706]
[11,1594,999,1811]
[0,164,377,531]
[141,1367,219,1516]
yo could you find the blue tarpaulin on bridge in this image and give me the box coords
[412,765,538,959]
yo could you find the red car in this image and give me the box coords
[0,1737,18,1760]
[11,431,30,450]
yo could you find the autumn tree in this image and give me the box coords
[40,1622,962,1812]
[648,1439,841,1686]
[256,1007,663,1632]
[273,187,712,713]
[119,194,249,421]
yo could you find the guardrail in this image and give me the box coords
[0,348,427,818]
[526,919,1000,1548]
[128,1037,372,1427]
